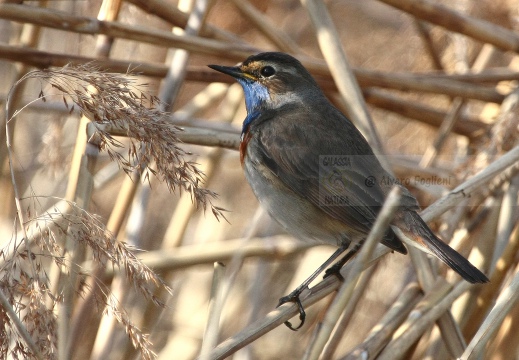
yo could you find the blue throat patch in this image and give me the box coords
[242,111,261,136]
[237,78,269,134]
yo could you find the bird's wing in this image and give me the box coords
[252,106,407,252]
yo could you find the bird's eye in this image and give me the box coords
[260,66,276,77]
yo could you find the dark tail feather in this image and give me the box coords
[395,212,489,284]
[424,231,489,284]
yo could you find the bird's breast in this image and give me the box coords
[241,135,358,247]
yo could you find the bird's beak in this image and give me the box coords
[208,64,257,81]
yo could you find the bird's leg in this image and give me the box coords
[323,242,362,280]
[277,243,349,331]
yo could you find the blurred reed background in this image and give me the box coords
[0,0,519,359]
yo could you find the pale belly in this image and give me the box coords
[243,158,362,248]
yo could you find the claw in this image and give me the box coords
[273,244,355,331]
[284,298,306,330]
[277,294,306,331]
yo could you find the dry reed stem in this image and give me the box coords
[305,187,402,359]
[363,89,488,138]
[93,237,306,289]
[418,68,519,83]
[199,262,227,360]
[319,265,378,359]
[377,280,473,359]
[449,203,499,341]
[95,122,240,150]
[414,20,444,71]
[460,263,519,359]
[378,0,519,53]
[126,0,243,43]
[159,0,212,111]
[343,282,422,360]
[420,44,496,168]
[204,246,392,360]
[4,39,519,85]
[0,4,258,61]
[230,0,302,54]
[301,0,387,157]
[0,43,508,105]
[419,97,467,167]
[353,68,505,104]
[464,219,519,339]
[420,145,519,222]
[494,177,519,267]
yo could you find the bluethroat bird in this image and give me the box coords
[209,52,488,330]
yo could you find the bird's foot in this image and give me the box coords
[277,289,307,331]
[323,262,345,281]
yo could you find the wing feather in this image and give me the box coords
[250,104,409,253]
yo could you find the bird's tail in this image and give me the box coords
[392,211,489,284]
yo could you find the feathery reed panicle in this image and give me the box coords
[2,63,229,359]
[21,64,226,221]
[0,197,173,359]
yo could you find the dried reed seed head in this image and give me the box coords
[23,64,227,221]
[4,64,229,359]
[1,199,171,359]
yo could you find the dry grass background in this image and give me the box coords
[1,0,519,359]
